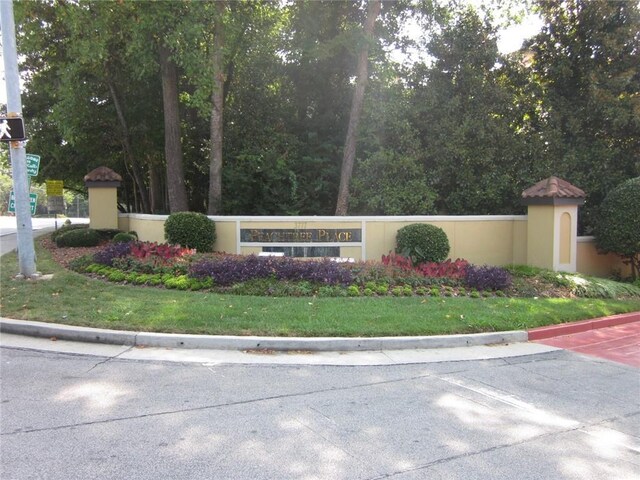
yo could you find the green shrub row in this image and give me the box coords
[81,261,509,298]
[51,223,88,242]
[84,263,213,290]
[53,226,137,248]
[55,228,100,247]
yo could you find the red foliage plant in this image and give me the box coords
[130,242,195,266]
[381,252,468,279]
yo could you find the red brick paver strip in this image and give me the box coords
[528,311,640,340]
[531,320,640,368]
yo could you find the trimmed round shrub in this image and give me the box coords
[593,177,640,280]
[96,229,123,241]
[395,223,450,265]
[51,223,88,242]
[112,232,137,243]
[55,228,100,247]
[164,211,216,252]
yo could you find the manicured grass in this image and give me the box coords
[1,242,639,337]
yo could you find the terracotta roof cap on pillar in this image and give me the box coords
[84,166,122,187]
[84,166,122,183]
[521,176,585,205]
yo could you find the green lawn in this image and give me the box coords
[1,243,638,337]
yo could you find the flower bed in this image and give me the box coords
[44,236,640,299]
[66,241,518,298]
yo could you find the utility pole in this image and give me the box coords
[1,0,37,277]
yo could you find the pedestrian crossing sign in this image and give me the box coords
[0,117,26,141]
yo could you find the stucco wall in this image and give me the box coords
[526,205,555,270]
[118,214,527,265]
[118,214,633,278]
[116,214,627,277]
[88,188,118,229]
[576,237,631,278]
[362,216,527,265]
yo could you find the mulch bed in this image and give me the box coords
[40,237,104,268]
[39,235,579,299]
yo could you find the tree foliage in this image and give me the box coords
[8,0,637,237]
[593,177,640,280]
[528,0,640,231]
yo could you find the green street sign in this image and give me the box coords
[8,191,37,215]
[26,154,40,177]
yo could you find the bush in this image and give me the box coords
[68,254,95,273]
[108,271,127,282]
[164,275,192,290]
[55,228,100,247]
[113,232,137,243]
[465,265,512,291]
[51,223,88,242]
[347,285,361,297]
[96,229,123,241]
[164,212,216,252]
[382,253,468,279]
[93,242,132,266]
[395,223,450,265]
[593,177,640,280]
[130,241,195,264]
[188,255,352,286]
[558,274,640,299]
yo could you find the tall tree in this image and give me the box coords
[410,6,526,214]
[528,0,640,232]
[158,42,189,213]
[174,1,284,214]
[16,0,169,213]
[335,0,382,215]
[207,0,226,215]
[134,0,192,214]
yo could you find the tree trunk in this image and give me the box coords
[149,160,165,213]
[335,0,381,216]
[159,43,189,213]
[107,80,151,213]
[207,0,226,215]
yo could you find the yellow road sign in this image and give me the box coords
[46,180,64,196]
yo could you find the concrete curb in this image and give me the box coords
[2,311,638,352]
[0,317,528,351]
[528,311,640,340]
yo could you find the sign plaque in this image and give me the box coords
[241,228,362,243]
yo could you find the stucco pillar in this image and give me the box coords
[522,177,585,273]
[84,167,122,230]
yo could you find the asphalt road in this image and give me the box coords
[0,216,88,255]
[1,346,638,479]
